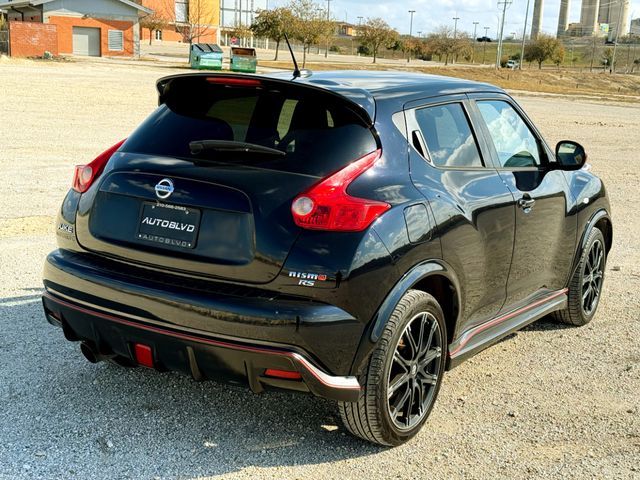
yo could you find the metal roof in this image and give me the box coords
[0,0,152,14]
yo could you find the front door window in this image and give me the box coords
[476,100,542,168]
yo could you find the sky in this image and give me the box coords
[260,0,640,37]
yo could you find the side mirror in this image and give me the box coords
[555,141,587,170]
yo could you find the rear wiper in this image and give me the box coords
[189,140,285,157]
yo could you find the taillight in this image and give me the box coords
[206,77,262,87]
[72,139,126,193]
[291,149,390,232]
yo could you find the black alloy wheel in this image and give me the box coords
[581,238,604,316]
[387,312,442,430]
[338,290,447,446]
[553,227,607,326]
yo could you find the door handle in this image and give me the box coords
[518,195,535,212]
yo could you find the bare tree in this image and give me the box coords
[357,18,398,63]
[140,11,168,45]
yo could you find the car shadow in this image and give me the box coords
[522,314,579,332]
[0,290,382,479]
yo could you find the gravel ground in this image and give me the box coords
[0,59,638,480]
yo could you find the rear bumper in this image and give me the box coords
[42,249,362,402]
[42,291,361,402]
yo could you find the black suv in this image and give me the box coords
[42,71,612,446]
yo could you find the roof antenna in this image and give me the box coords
[283,32,301,79]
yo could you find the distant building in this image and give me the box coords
[578,0,629,37]
[335,22,357,37]
[0,0,151,57]
[139,0,220,44]
[631,17,640,35]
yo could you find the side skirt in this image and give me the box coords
[447,289,568,369]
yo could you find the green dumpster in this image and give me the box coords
[230,47,257,73]
[190,43,223,70]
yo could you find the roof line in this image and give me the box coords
[0,0,152,14]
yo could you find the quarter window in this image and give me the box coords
[476,100,542,168]
[415,103,483,168]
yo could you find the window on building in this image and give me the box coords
[175,0,188,23]
[155,30,163,41]
[108,30,124,51]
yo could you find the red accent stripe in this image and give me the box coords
[43,292,359,391]
[449,289,568,357]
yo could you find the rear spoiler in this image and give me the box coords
[156,73,375,126]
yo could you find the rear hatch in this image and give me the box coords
[74,74,377,283]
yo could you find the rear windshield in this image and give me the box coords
[122,76,377,177]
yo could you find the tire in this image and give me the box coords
[338,290,447,446]
[553,227,606,326]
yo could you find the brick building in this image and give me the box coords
[139,0,220,44]
[0,0,151,57]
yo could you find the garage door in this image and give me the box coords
[72,27,101,56]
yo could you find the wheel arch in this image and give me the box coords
[349,260,462,375]
[570,209,613,283]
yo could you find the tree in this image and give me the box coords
[140,11,168,45]
[357,18,398,63]
[424,26,471,65]
[524,34,565,69]
[251,8,293,60]
[288,0,333,67]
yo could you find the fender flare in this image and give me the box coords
[370,259,462,342]
[568,208,612,283]
[348,259,462,375]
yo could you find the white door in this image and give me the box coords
[72,27,101,56]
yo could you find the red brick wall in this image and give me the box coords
[47,16,134,57]
[9,21,58,57]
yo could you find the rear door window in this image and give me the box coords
[414,103,484,168]
[122,77,377,177]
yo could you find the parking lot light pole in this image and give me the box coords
[407,10,416,63]
[472,21,479,63]
[483,26,490,64]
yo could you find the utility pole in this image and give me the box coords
[408,9,416,63]
[496,0,512,69]
[472,21,479,63]
[519,0,530,70]
[453,16,460,39]
[610,0,627,73]
[483,26,490,64]
[325,0,332,58]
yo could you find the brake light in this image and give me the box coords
[291,149,390,232]
[206,77,262,87]
[72,139,126,193]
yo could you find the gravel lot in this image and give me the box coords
[0,59,638,480]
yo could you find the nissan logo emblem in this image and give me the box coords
[154,178,174,200]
